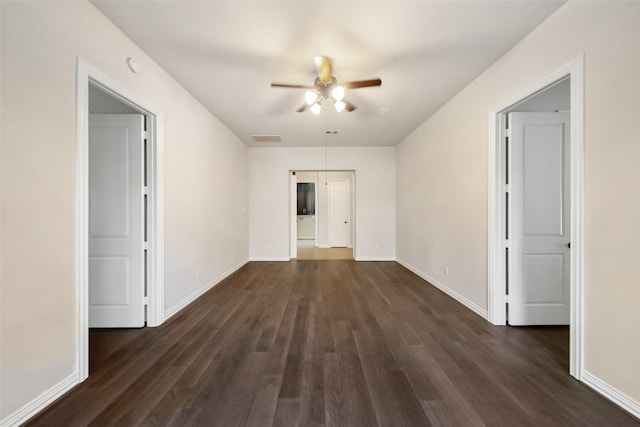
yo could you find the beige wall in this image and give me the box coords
[397,0,640,404]
[0,1,248,420]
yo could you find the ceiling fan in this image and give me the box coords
[271,56,382,115]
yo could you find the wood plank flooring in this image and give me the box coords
[27,261,639,426]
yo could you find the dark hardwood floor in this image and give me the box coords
[27,261,639,426]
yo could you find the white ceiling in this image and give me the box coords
[91,0,565,147]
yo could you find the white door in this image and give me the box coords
[329,180,349,247]
[508,112,570,325]
[89,114,145,327]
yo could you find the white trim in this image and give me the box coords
[581,371,640,420]
[289,172,297,259]
[250,257,291,262]
[0,373,78,427]
[164,259,249,321]
[487,54,585,379]
[146,112,166,327]
[317,245,331,249]
[75,57,165,381]
[397,259,488,319]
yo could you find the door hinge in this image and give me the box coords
[505,128,511,138]
[143,296,149,306]
[143,186,149,195]
[143,241,149,250]
[504,240,510,248]
[505,294,510,303]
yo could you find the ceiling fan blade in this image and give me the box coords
[344,99,357,112]
[314,56,333,83]
[271,83,314,89]
[296,103,308,113]
[341,78,382,89]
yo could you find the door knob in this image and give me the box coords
[567,242,571,248]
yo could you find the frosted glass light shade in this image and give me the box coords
[331,86,345,101]
[305,91,318,105]
[310,103,322,115]
[334,100,346,112]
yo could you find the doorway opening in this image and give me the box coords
[488,56,584,379]
[76,57,165,381]
[290,170,355,260]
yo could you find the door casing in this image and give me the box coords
[76,57,165,381]
[488,55,585,379]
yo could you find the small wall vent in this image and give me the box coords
[251,135,282,143]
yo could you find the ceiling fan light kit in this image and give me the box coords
[271,55,381,115]
[305,90,318,105]
[310,103,322,115]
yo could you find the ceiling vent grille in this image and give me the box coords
[251,135,282,143]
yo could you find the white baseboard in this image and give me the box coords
[317,245,331,249]
[164,259,249,321]
[249,257,290,262]
[1,372,78,427]
[355,256,396,261]
[582,370,640,420]
[396,259,488,319]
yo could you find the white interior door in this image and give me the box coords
[329,180,348,247]
[89,114,145,327]
[508,112,570,325]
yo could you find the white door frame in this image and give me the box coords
[290,171,297,259]
[76,57,165,381]
[487,54,585,379]
[289,170,355,258]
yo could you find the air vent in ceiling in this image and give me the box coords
[251,135,282,143]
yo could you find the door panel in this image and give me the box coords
[89,114,145,328]
[89,257,131,305]
[522,254,565,303]
[90,131,131,237]
[523,127,565,235]
[329,180,348,247]
[508,112,570,326]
